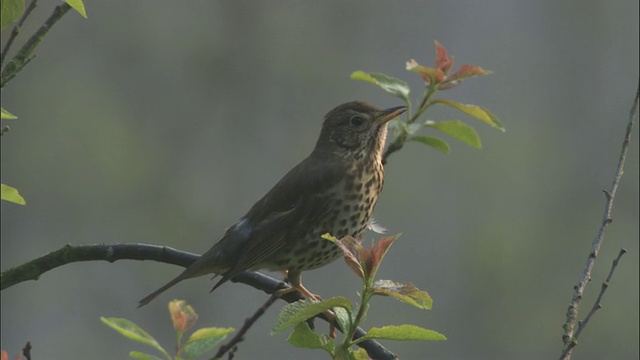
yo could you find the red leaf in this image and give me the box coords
[169,300,198,334]
[434,40,454,73]
[406,59,445,84]
[448,64,491,81]
[330,235,366,279]
[367,234,402,276]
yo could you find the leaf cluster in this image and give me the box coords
[271,234,446,360]
[101,300,235,360]
[352,40,504,159]
[1,0,87,205]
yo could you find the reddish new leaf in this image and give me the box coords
[323,234,365,279]
[434,40,454,73]
[367,234,402,277]
[448,64,492,81]
[406,59,445,84]
[438,80,461,90]
[169,300,198,335]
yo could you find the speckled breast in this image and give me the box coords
[269,160,384,273]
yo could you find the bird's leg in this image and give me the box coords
[275,271,337,338]
[274,270,321,300]
[285,271,323,300]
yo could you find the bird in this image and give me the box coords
[138,101,407,307]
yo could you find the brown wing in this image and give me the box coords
[139,152,344,307]
[208,152,345,290]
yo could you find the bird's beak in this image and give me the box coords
[376,105,407,125]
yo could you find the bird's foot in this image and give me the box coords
[274,285,322,301]
[278,271,323,301]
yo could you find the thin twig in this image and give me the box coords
[212,294,279,360]
[559,81,639,360]
[0,0,38,68]
[22,341,32,360]
[574,248,627,339]
[0,3,72,88]
[560,249,627,359]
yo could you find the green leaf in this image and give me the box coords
[432,99,505,131]
[334,345,354,360]
[427,120,481,148]
[332,306,352,335]
[100,317,169,359]
[409,136,450,153]
[361,324,446,342]
[182,327,235,359]
[129,352,165,360]
[1,108,18,119]
[351,348,371,360]
[351,348,370,360]
[1,183,26,205]
[287,322,323,349]
[405,122,423,136]
[372,280,433,310]
[65,0,88,18]
[271,297,352,334]
[287,322,334,353]
[351,71,410,105]
[1,0,25,30]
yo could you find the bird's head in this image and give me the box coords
[315,101,407,161]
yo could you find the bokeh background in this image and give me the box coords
[1,1,638,359]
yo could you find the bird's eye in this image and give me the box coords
[350,116,364,126]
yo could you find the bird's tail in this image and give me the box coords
[137,271,190,308]
[137,246,228,308]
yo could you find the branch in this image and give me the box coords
[573,249,627,339]
[0,0,38,68]
[559,80,639,360]
[0,243,397,360]
[560,249,627,359]
[0,3,72,88]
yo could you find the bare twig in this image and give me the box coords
[212,294,279,360]
[22,341,32,360]
[560,249,627,359]
[559,81,639,360]
[0,243,397,359]
[0,3,72,88]
[574,249,627,339]
[0,0,38,68]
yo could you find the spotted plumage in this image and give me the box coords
[139,101,406,306]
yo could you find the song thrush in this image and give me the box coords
[139,101,406,306]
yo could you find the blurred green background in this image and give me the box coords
[1,1,638,359]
